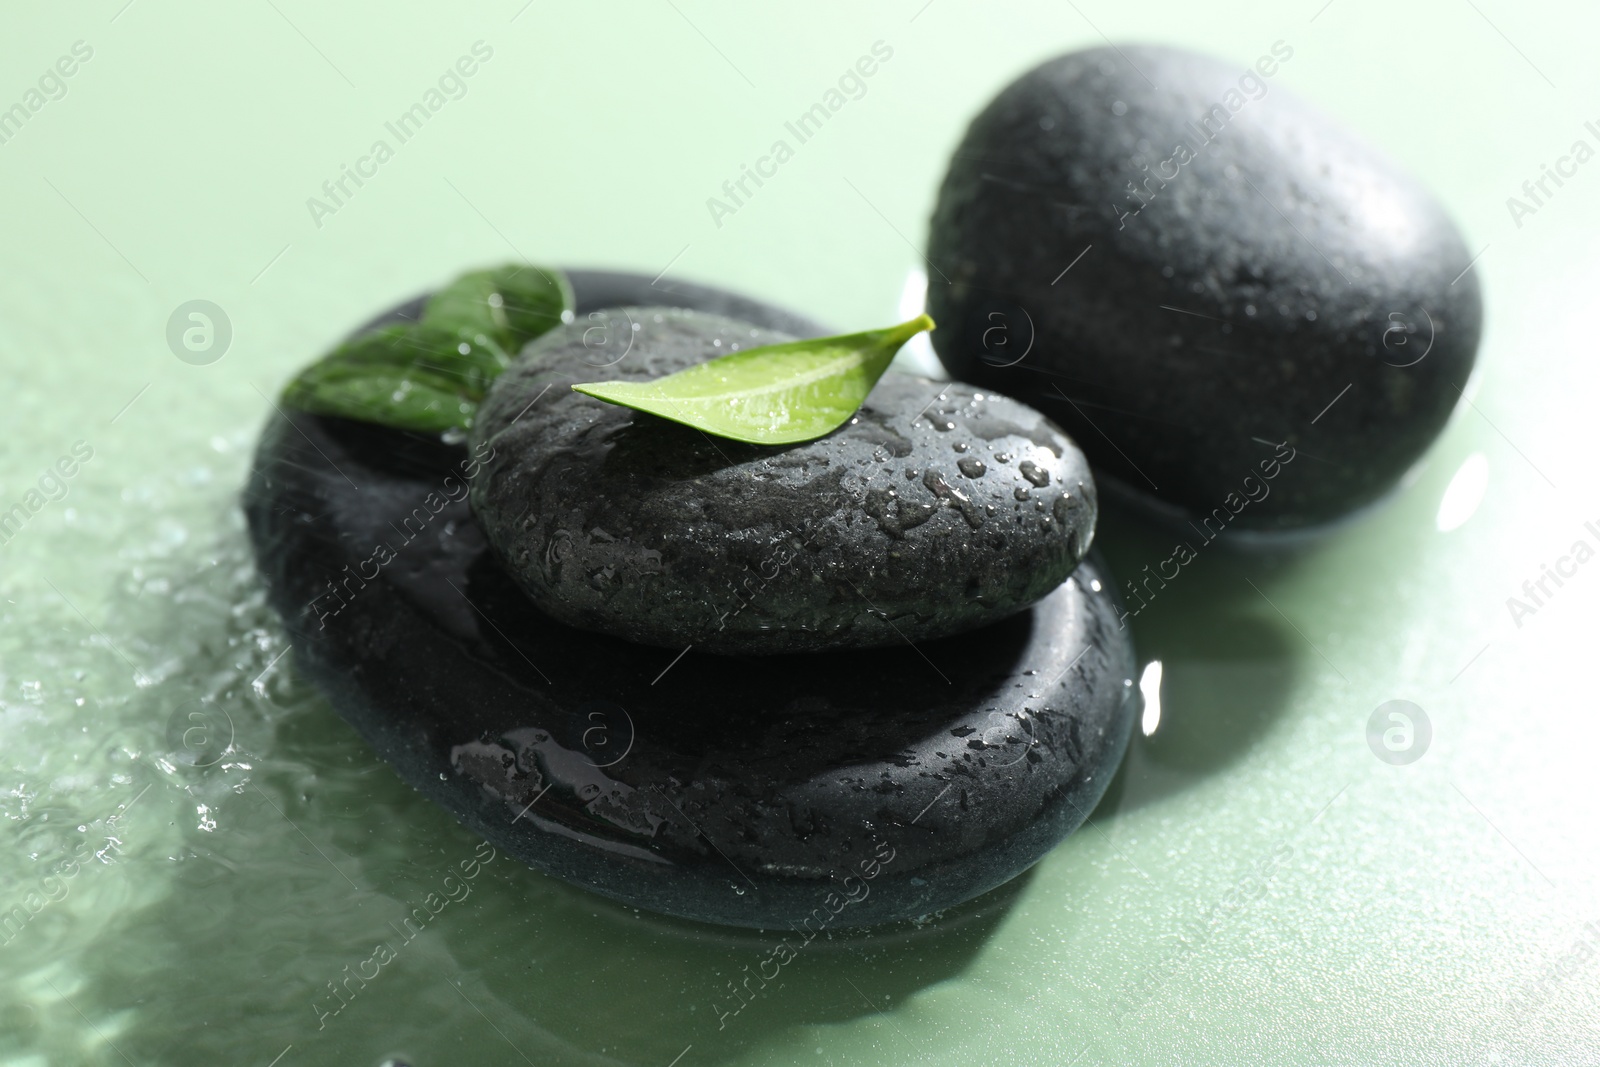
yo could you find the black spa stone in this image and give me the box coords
[243,270,1139,929]
[468,307,1097,655]
[926,44,1483,530]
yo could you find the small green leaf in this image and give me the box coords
[281,325,494,432]
[421,264,573,354]
[570,315,935,445]
[281,263,572,432]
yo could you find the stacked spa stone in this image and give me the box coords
[468,306,1101,655]
[246,271,1139,930]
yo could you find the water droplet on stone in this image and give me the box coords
[1018,460,1050,487]
[923,469,984,529]
[957,457,987,478]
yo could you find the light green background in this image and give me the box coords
[2,1,1597,1064]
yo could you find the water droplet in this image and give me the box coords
[1014,486,1031,501]
[993,452,1012,464]
[865,485,935,539]
[1018,460,1050,487]
[923,470,983,529]
[952,442,969,453]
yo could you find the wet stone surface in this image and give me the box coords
[927,44,1483,530]
[243,271,1138,929]
[470,307,1097,655]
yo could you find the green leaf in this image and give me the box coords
[570,315,935,445]
[420,264,573,355]
[281,325,495,432]
[281,263,573,432]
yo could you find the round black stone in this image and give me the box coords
[243,271,1139,928]
[469,307,1097,655]
[926,44,1483,530]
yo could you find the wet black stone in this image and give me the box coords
[243,271,1138,929]
[469,308,1097,655]
[927,44,1483,530]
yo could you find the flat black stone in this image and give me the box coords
[926,44,1483,530]
[243,270,1138,928]
[470,308,1097,655]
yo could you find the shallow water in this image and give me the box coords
[6,3,1600,1064]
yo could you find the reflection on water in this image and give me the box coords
[0,496,1048,1066]
[1138,659,1163,736]
[1089,497,1305,817]
[1436,452,1489,532]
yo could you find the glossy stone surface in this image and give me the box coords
[926,44,1483,530]
[242,272,1138,929]
[470,307,1097,655]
